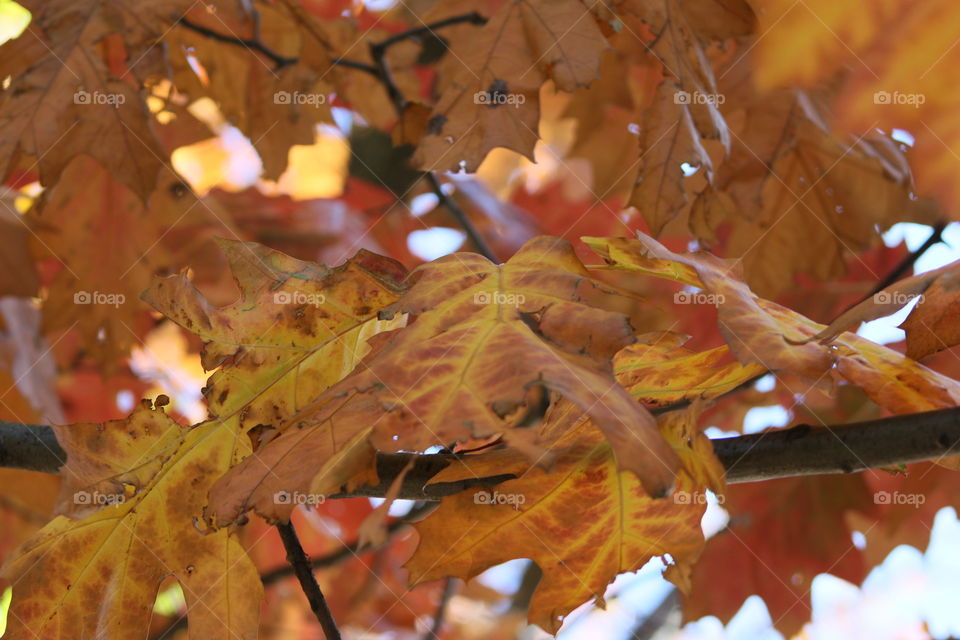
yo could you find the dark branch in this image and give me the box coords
[850,220,948,310]
[508,561,542,612]
[276,521,342,639]
[374,13,487,51]
[423,577,456,640]
[178,17,297,69]
[261,502,434,586]
[10,408,960,493]
[629,589,678,640]
[424,172,500,262]
[0,421,63,472]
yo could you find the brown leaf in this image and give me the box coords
[414,0,607,171]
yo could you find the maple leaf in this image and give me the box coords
[205,236,683,526]
[1,399,262,640]
[27,156,207,366]
[629,81,713,235]
[143,237,408,437]
[168,4,334,179]
[801,259,960,361]
[614,330,765,407]
[143,239,407,525]
[407,403,720,633]
[585,234,960,416]
[746,0,960,216]
[349,236,681,494]
[690,83,935,296]
[0,0,189,199]
[414,0,607,171]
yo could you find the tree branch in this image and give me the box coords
[10,407,960,492]
[276,521,342,639]
[375,13,487,51]
[848,220,948,310]
[178,17,298,69]
[423,577,456,639]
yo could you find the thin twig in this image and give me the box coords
[423,577,457,639]
[276,521,342,640]
[425,173,499,262]
[629,588,678,640]
[178,17,297,69]
[508,561,542,612]
[376,13,487,51]
[850,220,948,310]
[262,502,435,586]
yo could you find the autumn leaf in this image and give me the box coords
[414,0,607,171]
[28,157,207,366]
[629,81,713,235]
[614,330,765,407]
[586,233,960,416]
[350,235,681,494]
[746,0,960,216]
[140,239,409,526]
[1,399,262,640]
[168,4,335,179]
[800,258,960,361]
[206,236,682,525]
[0,0,186,199]
[407,403,720,633]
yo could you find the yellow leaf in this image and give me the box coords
[407,405,716,633]
[1,400,262,640]
[615,331,765,407]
